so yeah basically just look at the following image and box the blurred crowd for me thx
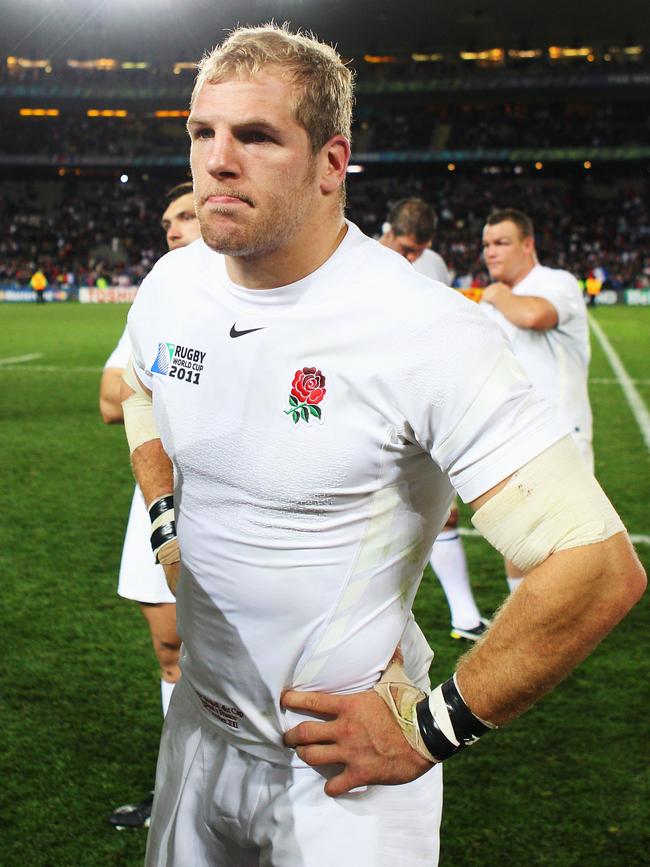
[2,48,647,88]
[347,171,650,289]
[2,169,648,291]
[3,101,649,160]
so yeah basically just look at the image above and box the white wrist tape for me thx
[471,435,625,573]
[373,658,437,764]
[122,359,160,454]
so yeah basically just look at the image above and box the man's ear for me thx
[319,135,350,195]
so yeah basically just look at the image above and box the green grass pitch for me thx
[0,303,648,866]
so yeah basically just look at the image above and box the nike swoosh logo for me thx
[229,324,266,338]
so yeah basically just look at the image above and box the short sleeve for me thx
[103,326,131,369]
[519,270,580,325]
[394,304,569,503]
[432,346,568,501]
[126,274,156,391]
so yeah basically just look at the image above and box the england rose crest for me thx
[285,366,326,424]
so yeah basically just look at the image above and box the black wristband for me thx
[151,521,177,556]
[149,495,174,523]
[416,676,493,762]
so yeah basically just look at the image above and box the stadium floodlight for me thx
[19,108,59,117]
[363,54,397,64]
[120,174,129,184]
[346,164,364,174]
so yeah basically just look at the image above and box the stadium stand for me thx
[1,47,649,292]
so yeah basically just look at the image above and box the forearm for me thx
[456,534,645,726]
[131,438,174,507]
[120,361,173,502]
[483,285,556,330]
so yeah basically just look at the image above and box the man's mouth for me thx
[204,192,253,207]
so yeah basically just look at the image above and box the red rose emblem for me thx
[291,367,326,405]
[285,366,327,424]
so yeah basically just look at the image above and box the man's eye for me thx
[194,128,213,140]
[243,131,271,144]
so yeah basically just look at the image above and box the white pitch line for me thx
[590,377,650,386]
[589,315,650,452]
[0,353,43,366]
[0,365,102,373]
[458,527,650,545]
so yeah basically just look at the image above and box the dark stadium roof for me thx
[2,0,649,61]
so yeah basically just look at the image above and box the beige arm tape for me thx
[373,658,437,764]
[122,359,161,454]
[471,434,625,573]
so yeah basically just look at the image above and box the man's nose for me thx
[205,131,240,177]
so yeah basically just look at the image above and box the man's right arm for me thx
[481,282,558,330]
[120,372,179,593]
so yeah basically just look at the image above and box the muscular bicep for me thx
[469,436,626,573]
[469,474,513,513]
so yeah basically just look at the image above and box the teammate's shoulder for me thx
[151,237,209,275]
[536,263,581,289]
[348,230,450,294]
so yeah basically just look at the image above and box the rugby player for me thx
[120,26,645,865]
[481,208,592,594]
[99,181,200,829]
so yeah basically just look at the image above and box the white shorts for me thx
[117,486,176,605]
[146,677,443,867]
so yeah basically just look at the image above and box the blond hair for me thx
[191,23,353,153]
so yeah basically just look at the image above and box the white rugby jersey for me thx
[104,325,131,369]
[127,223,566,763]
[480,263,592,444]
[412,248,451,285]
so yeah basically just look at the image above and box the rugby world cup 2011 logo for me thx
[285,366,326,425]
[151,342,175,375]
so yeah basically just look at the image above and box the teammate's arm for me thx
[99,367,125,424]
[482,282,558,330]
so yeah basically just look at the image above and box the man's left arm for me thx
[482,282,558,330]
[454,516,644,727]
[282,456,646,795]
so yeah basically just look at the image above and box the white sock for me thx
[161,679,176,717]
[430,530,481,630]
[507,576,523,594]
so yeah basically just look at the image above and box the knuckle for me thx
[294,722,311,743]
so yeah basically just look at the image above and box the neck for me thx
[225,215,348,290]
[507,260,536,289]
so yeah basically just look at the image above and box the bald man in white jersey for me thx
[380,197,489,641]
[100,181,201,829]
[120,26,644,867]
[481,207,593,595]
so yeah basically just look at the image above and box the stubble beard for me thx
[198,161,317,260]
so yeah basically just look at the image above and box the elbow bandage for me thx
[471,435,625,573]
[122,359,160,454]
